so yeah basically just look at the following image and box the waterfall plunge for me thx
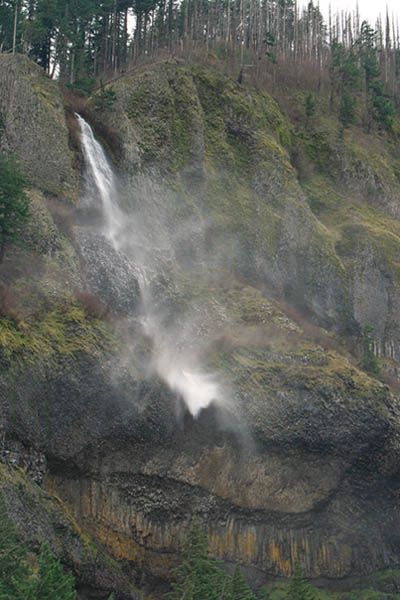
[76,115,225,418]
[76,114,123,246]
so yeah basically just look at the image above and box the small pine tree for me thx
[361,325,380,376]
[371,82,396,129]
[0,497,32,600]
[304,94,316,122]
[230,566,257,600]
[94,87,117,111]
[29,542,76,600]
[0,154,30,262]
[339,88,356,128]
[288,563,315,600]
[168,521,230,600]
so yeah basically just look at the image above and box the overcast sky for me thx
[315,0,399,23]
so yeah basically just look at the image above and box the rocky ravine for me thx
[2,54,400,599]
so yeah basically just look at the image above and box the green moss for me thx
[192,64,292,173]
[125,65,202,171]
[32,81,61,114]
[336,218,400,283]
[212,338,382,401]
[264,578,400,600]
[345,131,400,192]
[302,169,400,287]
[0,301,113,366]
[119,61,294,175]
[0,464,142,598]
[302,175,346,218]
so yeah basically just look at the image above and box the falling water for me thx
[76,114,226,418]
[76,114,122,246]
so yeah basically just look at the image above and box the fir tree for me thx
[0,501,77,600]
[304,93,316,122]
[360,325,380,377]
[287,563,315,600]
[339,89,356,129]
[371,81,396,129]
[29,542,76,600]
[0,153,30,263]
[230,566,257,600]
[94,86,117,111]
[168,521,230,600]
[0,497,32,600]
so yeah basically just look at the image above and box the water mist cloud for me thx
[77,115,228,418]
[156,355,223,417]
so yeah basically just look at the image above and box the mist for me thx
[76,114,231,419]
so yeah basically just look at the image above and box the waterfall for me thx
[75,114,227,418]
[76,114,122,246]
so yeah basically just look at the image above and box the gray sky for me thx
[315,0,399,23]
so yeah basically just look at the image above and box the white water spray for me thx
[76,114,123,245]
[76,115,225,417]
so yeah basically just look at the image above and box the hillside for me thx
[2,53,400,599]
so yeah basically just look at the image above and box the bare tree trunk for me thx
[12,0,18,54]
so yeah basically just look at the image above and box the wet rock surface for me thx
[3,55,400,599]
[74,227,141,315]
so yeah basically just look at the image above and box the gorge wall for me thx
[2,54,400,599]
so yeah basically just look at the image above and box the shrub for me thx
[94,87,117,111]
[0,497,76,599]
[360,325,380,376]
[0,154,30,262]
[0,283,20,321]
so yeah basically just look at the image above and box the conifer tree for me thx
[168,521,230,600]
[29,542,76,600]
[287,563,315,600]
[0,497,32,600]
[0,153,30,263]
[0,497,76,600]
[304,93,316,122]
[230,565,257,600]
[339,88,356,128]
[361,325,380,376]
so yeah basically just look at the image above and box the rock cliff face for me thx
[0,55,77,199]
[2,54,400,599]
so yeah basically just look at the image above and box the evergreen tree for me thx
[168,521,230,600]
[339,88,356,128]
[0,497,32,600]
[304,93,316,122]
[371,81,396,129]
[0,498,76,600]
[0,154,30,263]
[331,40,360,128]
[287,563,315,600]
[29,542,76,600]
[356,22,395,130]
[94,86,117,111]
[360,325,380,376]
[230,566,257,600]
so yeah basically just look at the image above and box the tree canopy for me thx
[168,521,257,600]
[0,496,77,599]
[1,1,398,132]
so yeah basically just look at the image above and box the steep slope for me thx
[2,54,400,598]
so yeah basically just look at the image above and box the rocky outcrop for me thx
[74,228,141,315]
[3,54,400,599]
[0,54,77,199]
[0,463,141,599]
[99,63,352,331]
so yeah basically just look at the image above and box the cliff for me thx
[2,54,400,599]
